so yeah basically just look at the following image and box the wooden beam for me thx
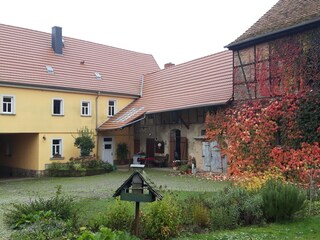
[178,112,189,129]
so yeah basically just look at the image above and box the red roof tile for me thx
[0,24,159,96]
[99,51,233,130]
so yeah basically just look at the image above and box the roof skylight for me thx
[95,72,102,80]
[46,66,54,74]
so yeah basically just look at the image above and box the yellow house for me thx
[0,24,159,176]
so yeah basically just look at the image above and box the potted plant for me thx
[116,143,129,165]
[178,164,192,174]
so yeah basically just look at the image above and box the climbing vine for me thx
[206,92,320,185]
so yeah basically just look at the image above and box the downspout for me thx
[95,91,100,157]
[140,75,144,97]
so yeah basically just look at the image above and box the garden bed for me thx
[47,168,111,177]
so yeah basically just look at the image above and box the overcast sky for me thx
[0,0,278,68]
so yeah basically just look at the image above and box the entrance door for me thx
[102,137,114,164]
[202,141,227,173]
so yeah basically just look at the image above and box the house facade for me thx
[0,24,159,176]
[2,0,319,176]
[99,51,233,171]
[226,0,320,101]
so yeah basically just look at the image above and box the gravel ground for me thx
[0,168,227,239]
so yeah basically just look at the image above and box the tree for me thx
[74,127,95,157]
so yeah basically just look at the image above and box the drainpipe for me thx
[95,91,100,158]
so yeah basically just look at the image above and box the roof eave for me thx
[226,18,320,50]
[0,81,140,98]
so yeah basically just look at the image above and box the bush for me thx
[260,179,306,222]
[10,218,74,240]
[47,158,113,177]
[191,202,211,228]
[180,194,211,232]
[210,187,264,230]
[5,185,77,230]
[78,227,139,240]
[74,127,95,157]
[141,194,181,240]
[211,204,239,230]
[92,198,134,232]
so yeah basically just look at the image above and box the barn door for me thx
[202,141,226,173]
[180,137,188,160]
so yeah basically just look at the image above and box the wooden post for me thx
[134,201,140,236]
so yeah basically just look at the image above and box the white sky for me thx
[0,0,278,68]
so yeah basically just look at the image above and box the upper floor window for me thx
[0,95,15,114]
[52,98,64,116]
[51,138,63,158]
[108,100,117,116]
[81,100,91,116]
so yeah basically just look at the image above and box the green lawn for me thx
[0,169,319,240]
[174,215,320,239]
[0,169,227,239]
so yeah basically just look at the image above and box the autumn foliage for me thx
[207,29,320,186]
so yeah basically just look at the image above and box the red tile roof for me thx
[0,24,160,97]
[228,0,320,48]
[99,51,233,130]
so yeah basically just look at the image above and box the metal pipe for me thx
[95,91,100,157]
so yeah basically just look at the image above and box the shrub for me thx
[94,198,134,232]
[233,168,285,191]
[10,218,73,240]
[74,127,95,157]
[180,195,211,231]
[78,227,139,240]
[141,194,181,240]
[211,204,239,230]
[191,202,211,228]
[116,143,129,163]
[5,185,77,230]
[210,187,264,230]
[260,179,306,222]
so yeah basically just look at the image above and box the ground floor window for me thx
[1,95,15,114]
[52,139,63,158]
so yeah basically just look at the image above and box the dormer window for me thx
[46,66,54,74]
[95,72,102,80]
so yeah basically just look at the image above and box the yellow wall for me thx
[0,86,133,133]
[0,134,39,170]
[98,126,135,161]
[0,86,135,170]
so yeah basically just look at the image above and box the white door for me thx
[102,137,114,164]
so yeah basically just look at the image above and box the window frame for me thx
[51,138,63,159]
[52,98,64,116]
[0,95,16,115]
[81,100,91,116]
[108,100,117,117]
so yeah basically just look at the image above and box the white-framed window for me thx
[51,138,63,158]
[108,100,117,116]
[0,95,15,114]
[52,98,64,115]
[81,100,91,116]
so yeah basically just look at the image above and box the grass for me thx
[174,215,320,240]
